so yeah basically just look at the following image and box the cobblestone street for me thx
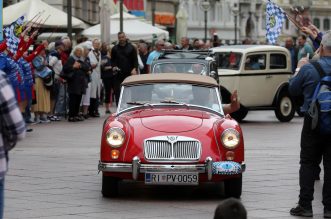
[4,111,326,219]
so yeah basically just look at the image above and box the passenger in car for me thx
[190,86,240,115]
[191,64,205,74]
[245,57,260,70]
[161,64,177,73]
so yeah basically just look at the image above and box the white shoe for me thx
[40,119,51,123]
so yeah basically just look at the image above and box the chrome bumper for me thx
[98,157,245,181]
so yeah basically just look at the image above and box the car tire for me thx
[102,175,119,198]
[224,175,242,198]
[274,90,295,122]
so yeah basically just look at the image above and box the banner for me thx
[3,15,25,54]
[266,0,286,45]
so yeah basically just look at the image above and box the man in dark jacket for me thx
[111,32,138,105]
[289,31,331,218]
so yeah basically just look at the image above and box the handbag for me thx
[37,67,54,88]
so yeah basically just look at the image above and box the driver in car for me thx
[162,64,177,73]
[191,64,206,75]
[191,86,240,115]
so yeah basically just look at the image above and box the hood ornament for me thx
[167,136,178,143]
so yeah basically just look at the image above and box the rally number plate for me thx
[145,172,199,185]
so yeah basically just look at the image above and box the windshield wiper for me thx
[159,100,190,108]
[160,100,182,104]
[126,101,153,108]
[126,101,150,105]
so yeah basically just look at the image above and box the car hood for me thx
[139,108,205,133]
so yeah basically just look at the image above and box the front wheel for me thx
[274,91,295,122]
[102,174,119,198]
[224,175,242,198]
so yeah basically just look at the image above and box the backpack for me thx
[308,62,331,135]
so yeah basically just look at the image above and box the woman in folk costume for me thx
[31,41,52,123]
[0,26,38,112]
[0,53,22,103]
[0,46,24,107]
[88,39,102,117]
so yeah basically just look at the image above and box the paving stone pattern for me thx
[4,111,326,219]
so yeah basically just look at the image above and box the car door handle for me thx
[266,75,272,79]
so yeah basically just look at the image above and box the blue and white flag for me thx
[3,15,25,54]
[266,0,286,45]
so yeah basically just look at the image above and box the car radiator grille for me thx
[144,136,201,162]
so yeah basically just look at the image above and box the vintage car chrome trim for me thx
[132,156,140,180]
[99,159,246,181]
[205,157,213,181]
[241,162,246,172]
[143,136,202,162]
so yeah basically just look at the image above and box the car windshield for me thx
[118,83,223,113]
[152,63,207,75]
[218,52,242,70]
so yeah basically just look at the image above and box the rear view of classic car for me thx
[150,50,219,82]
[98,73,245,198]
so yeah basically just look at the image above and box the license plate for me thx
[145,172,199,185]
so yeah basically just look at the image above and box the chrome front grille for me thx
[144,136,201,162]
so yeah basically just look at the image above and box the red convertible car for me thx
[98,73,245,198]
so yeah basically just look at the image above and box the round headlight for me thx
[221,128,240,149]
[106,128,125,148]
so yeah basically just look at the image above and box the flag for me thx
[266,0,286,45]
[3,15,25,54]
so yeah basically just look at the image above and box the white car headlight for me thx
[221,128,240,149]
[106,128,126,148]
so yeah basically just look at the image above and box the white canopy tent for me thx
[3,0,86,29]
[81,12,169,42]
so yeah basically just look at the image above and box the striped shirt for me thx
[0,71,26,179]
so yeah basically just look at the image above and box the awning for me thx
[155,12,175,26]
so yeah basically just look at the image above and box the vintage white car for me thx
[210,45,295,122]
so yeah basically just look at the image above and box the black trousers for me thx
[89,98,99,115]
[68,93,82,118]
[299,114,331,210]
[102,78,114,104]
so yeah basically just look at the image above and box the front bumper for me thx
[98,157,246,181]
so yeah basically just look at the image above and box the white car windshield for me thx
[153,63,207,75]
[118,83,223,113]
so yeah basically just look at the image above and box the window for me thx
[313,18,320,29]
[217,52,242,70]
[270,54,287,69]
[244,54,266,70]
[324,18,330,31]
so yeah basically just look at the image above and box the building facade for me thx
[278,0,331,40]
[145,0,331,44]
[5,0,331,44]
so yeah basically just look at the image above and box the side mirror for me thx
[210,71,217,78]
